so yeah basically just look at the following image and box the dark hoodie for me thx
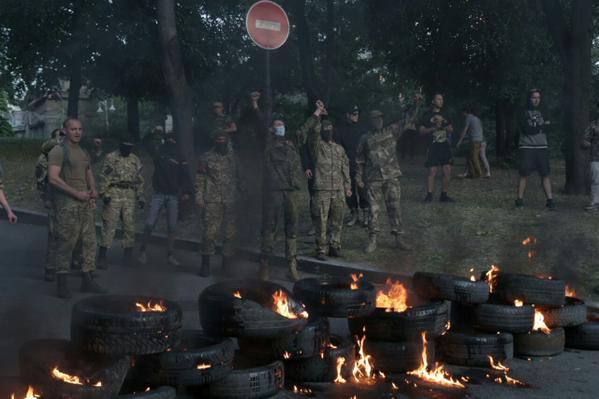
[518,102,549,149]
[152,142,193,195]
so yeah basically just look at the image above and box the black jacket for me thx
[152,143,193,195]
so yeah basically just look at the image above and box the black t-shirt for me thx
[420,109,452,146]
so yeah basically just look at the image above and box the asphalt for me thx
[1,220,599,399]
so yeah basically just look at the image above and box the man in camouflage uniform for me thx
[299,101,351,260]
[97,137,145,268]
[195,131,243,277]
[208,102,237,144]
[356,108,412,253]
[260,116,307,281]
[582,115,599,211]
[48,118,107,298]
[0,161,18,224]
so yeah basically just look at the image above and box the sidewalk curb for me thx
[12,207,411,284]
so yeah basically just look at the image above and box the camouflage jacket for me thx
[583,121,599,162]
[264,137,305,192]
[98,151,144,199]
[195,148,242,204]
[300,115,350,192]
[355,123,404,185]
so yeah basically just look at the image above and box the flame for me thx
[196,363,211,370]
[233,291,242,299]
[514,299,524,307]
[376,279,409,313]
[351,333,381,385]
[10,386,41,399]
[283,351,291,359]
[469,268,476,281]
[328,342,338,349]
[441,321,451,335]
[52,367,102,387]
[527,251,536,259]
[488,356,525,385]
[407,332,465,388]
[350,273,364,290]
[565,286,577,297]
[334,357,347,384]
[522,236,538,246]
[533,309,551,334]
[272,290,308,319]
[485,265,500,293]
[292,385,313,395]
[135,301,166,312]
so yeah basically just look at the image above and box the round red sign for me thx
[246,1,290,50]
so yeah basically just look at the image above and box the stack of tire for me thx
[20,295,182,398]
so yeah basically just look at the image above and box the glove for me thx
[103,196,112,205]
[138,200,145,209]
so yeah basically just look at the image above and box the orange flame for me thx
[407,332,465,388]
[376,279,409,313]
[441,321,451,335]
[533,309,551,334]
[52,367,102,387]
[10,386,41,399]
[272,290,308,319]
[334,357,347,384]
[522,236,538,246]
[485,265,500,293]
[351,332,382,385]
[488,356,525,385]
[283,351,292,359]
[135,301,166,312]
[527,251,536,259]
[292,385,313,395]
[469,268,476,282]
[233,291,242,299]
[514,299,524,307]
[196,363,211,370]
[350,273,364,290]
[565,286,577,297]
[328,342,338,349]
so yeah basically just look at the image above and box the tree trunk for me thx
[67,54,82,118]
[542,0,592,194]
[292,0,321,107]
[495,99,507,158]
[157,0,194,165]
[324,0,337,107]
[127,94,140,141]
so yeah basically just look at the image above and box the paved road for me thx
[1,220,598,398]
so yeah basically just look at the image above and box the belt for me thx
[110,182,134,189]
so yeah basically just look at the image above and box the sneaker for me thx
[585,203,599,211]
[167,254,180,267]
[439,193,455,203]
[424,193,433,203]
[546,199,556,211]
[515,198,524,208]
[138,251,147,264]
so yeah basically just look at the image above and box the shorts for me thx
[518,148,550,177]
[425,143,453,167]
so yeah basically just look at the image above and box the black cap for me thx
[347,105,360,114]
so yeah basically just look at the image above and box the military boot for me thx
[81,272,108,294]
[394,234,413,251]
[56,274,72,299]
[364,235,377,253]
[346,208,359,226]
[123,248,133,266]
[97,246,108,270]
[199,255,210,277]
[259,256,270,280]
[44,269,55,282]
[288,257,301,282]
[361,209,369,227]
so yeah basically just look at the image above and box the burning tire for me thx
[514,328,565,356]
[19,339,130,399]
[565,321,599,350]
[538,298,587,328]
[347,300,449,341]
[494,273,565,307]
[438,331,513,366]
[412,272,489,304]
[283,335,354,383]
[71,295,183,355]
[133,331,235,386]
[362,340,434,373]
[209,359,285,399]
[292,277,376,318]
[474,303,535,333]
[118,386,176,399]
[239,318,330,360]
[200,281,308,339]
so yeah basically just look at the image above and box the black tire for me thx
[118,387,176,399]
[19,339,130,399]
[239,318,330,360]
[438,332,513,367]
[293,278,376,318]
[474,304,535,333]
[412,272,489,304]
[200,280,308,339]
[495,273,565,307]
[363,340,434,373]
[449,303,476,329]
[284,335,354,383]
[538,298,587,328]
[71,295,183,355]
[565,322,599,350]
[209,360,285,399]
[348,301,449,341]
[514,328,565,356]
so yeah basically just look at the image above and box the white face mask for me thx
[274,126,286,137]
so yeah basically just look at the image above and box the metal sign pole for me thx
[265,50,272,128]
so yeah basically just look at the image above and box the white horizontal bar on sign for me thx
[255,19,281,32]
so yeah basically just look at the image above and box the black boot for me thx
[97,246,108,270]
[81,272,108,294]
[56,274,72,299]
[123,247,134,266]
[199,255,210,277]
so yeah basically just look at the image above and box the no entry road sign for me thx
[246,1,290,50]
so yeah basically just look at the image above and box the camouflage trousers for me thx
[45,203,56,272]
[312,190,346,254]
[100,188,136,248]
[201,201,236,256]
[366,178,404,236]
[261,190,300,260]
[53,199,97,274]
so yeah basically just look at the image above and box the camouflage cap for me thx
[369,110,384,119]
[321,120,333,130]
